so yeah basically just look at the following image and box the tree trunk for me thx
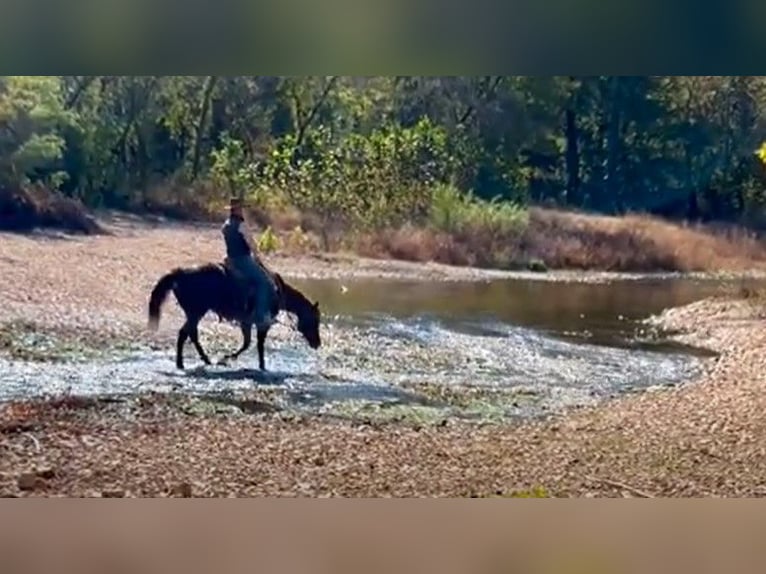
[293,76,338,152]
[564,78,581,206]
[604,77,621,213]
[191,76,218,181]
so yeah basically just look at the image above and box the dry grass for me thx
[355,225,472,266]
[355,208,766,273]
[525,208,766,272]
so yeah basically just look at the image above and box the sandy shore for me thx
[1,216,766,497]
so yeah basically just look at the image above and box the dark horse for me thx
[146,262,321,371]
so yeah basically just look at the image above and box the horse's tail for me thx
[147,268,183,331]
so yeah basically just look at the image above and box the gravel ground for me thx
[1,216,766,497]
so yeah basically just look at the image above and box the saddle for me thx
[221,257,245,283]
[220,257,284,320]
[221,256,277,287]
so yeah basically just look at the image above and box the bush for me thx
[0,184,102,234]
[428,184,528,236]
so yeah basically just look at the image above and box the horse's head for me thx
[273,272,321,350]
[297,300,321,349]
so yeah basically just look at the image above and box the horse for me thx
[146,262,321,371]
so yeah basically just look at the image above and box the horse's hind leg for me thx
[176,326,189,370]
[218,321,252,366]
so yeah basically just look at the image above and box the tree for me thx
[0,76,72,188]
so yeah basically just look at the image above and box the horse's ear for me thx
[313,301,319,310]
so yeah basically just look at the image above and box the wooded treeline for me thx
[3,75,766,228]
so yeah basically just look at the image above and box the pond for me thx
[0,274,760,424]
[295,274,741,352]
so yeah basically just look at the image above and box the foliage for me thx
[210,132,253,198]
[256,225,279,254]
[0,76,73,187]
[257,117,453,231]
[429,184,528,236]
[4,75,766,236]
[281,225,317,252]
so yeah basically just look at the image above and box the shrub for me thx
[428,184,528,236]
[0,183,102,234]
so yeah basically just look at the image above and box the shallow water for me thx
[1,274,762,422]
[296,275,748,352]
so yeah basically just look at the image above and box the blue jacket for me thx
[221,216,252,259]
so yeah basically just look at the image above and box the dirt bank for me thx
[1,285,764,497]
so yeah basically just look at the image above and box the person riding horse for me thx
[221,196,279,329]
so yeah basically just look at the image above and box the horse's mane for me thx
[272,272,312,309]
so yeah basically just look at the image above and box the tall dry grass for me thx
[526,208,766,272]
[355,208,766,273]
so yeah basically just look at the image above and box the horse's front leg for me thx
[187,320,212,366]
[217,321,253,366]
[257,326,269,371]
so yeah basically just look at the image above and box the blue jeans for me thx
[229,254,277,328]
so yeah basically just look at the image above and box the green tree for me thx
[0,76,72,188]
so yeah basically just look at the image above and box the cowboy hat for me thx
[228,196,244,211]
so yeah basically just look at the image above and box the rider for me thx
[221,196,278,329]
